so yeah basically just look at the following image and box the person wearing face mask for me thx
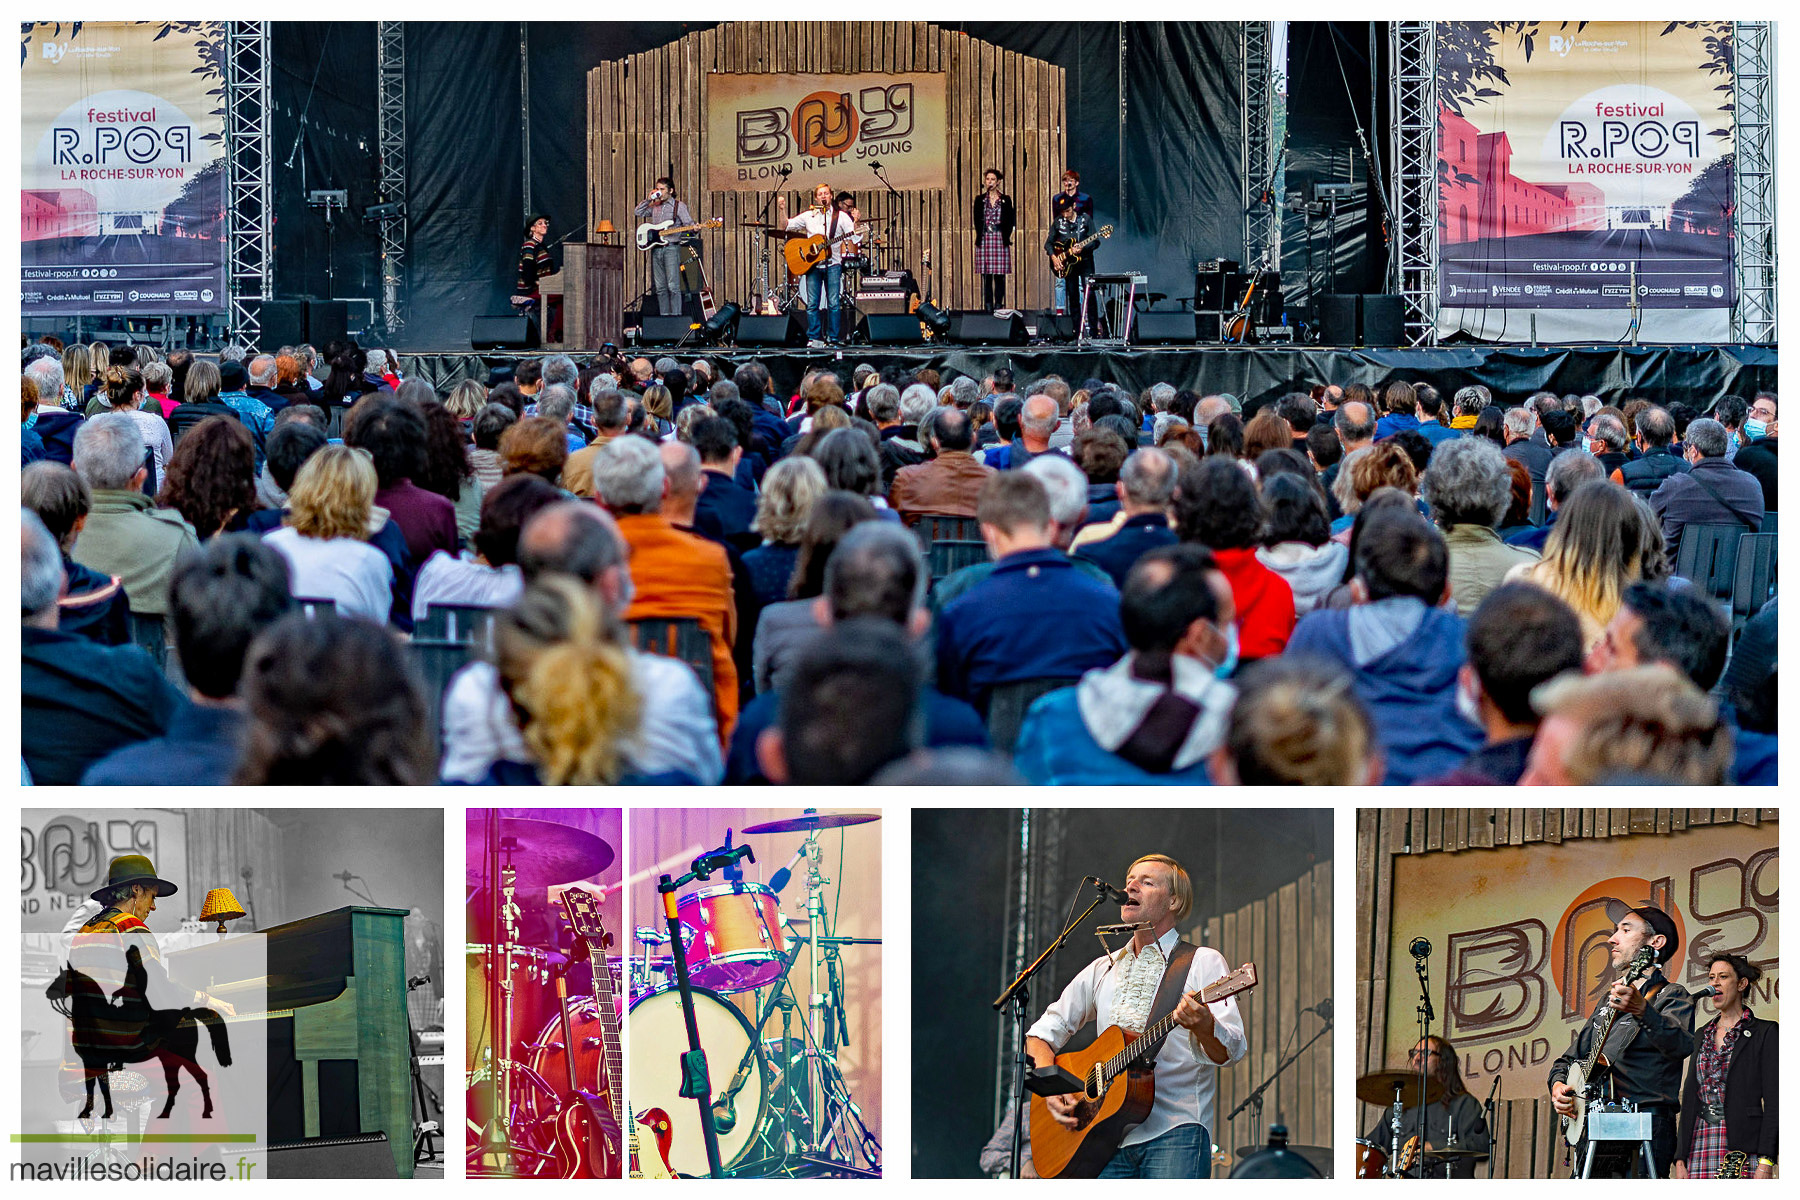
[1014,544,1238,785]
[1732,393,1777,514]
[1648,418,1765,559]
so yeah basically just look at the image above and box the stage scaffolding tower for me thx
[1241,22,1280,272]
[1389,21,1438,346]
[1731,22,1775,345]
[377,23,409,336]
[225,21,273,348]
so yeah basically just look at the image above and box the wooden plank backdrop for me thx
[1356,807,1779,1180]
[590,23,1067,318]
[1199,858,1333,1171]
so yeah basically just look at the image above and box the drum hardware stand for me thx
[1225,1005,1333,1158]
[713,936,810,1177]
[407,973,442,1165]
[658,838,756,1178]
[752,166,797,316]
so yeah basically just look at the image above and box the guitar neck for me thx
[1102,963,1255,1083]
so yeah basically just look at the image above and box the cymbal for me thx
[1422,1148,1485,1160]
[742,812,882,835]
[1237,1144,1331,1175]
[466,816,615,888]
[1355,1070,1445,1109]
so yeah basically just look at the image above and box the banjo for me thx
[1561,944,1659,1147]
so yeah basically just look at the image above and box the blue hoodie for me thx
[1285,598,1482,785]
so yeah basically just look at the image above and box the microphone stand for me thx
[1483,1072,1501,1180]
[991,878,1114,1181]
[754,169,792,314]
[1414,953,1434,1180]
[1226,1008,1334,1151]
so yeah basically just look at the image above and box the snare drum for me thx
[629,985,768,1176]
[675,882,785,993]
[1354,1139,1388,1179]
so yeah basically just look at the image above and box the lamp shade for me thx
[200,887,246,934]
[595,219,616,233]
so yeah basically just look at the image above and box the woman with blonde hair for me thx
[261,444,393,620]
[743,455,827,606]
[642,382,674,426]
[59,343,90,409]
[1505,479,1650,650]
[489,575,644,785]
[85,340,109,401]
[445,378,487,423]
[1331,440,1417,535]
[102,364,175,490]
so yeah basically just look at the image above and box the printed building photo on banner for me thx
[466,808,624,1179]
[914,808,1332,1180]
[628,808,882,1179]
[1355,807,1778,1181]
[19,808,446,1180]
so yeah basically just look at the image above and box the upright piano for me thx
[168,906,413,1179]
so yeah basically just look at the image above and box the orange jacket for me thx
[615,513,740,739]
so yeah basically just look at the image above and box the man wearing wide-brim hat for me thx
[71,854,234,1016]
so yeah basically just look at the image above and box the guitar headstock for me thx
[560,887,613,952]
[1098,224,1115,237]
[1625,944,1658,986]
[1202,962,1258,1004]
[706,217,723,228]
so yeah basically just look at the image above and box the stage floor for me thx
[396,342,1776,405]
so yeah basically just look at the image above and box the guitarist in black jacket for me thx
[1045,171,1100,334]
[1547,905,1696,1177]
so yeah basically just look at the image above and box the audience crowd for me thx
[21,337,1778,786]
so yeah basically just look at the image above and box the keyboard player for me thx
[65,854,237,1017]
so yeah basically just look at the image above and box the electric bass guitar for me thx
[1030,961,1257,1178]
[1048,225,1114,278]
[554,889,624,1178]
[1561,944,1659,1147]
[1223,266,1264,344]
[636,217,722,250]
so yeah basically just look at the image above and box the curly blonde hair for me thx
[287,444,377,541]
[446,379,487,421]
[494,575,642,785]
[1533,664,1730,785]
[752,455,827,545]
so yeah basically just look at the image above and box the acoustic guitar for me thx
[1029,961,1257,1178]
[784,220,868,276]
[1561,945,1658,1148]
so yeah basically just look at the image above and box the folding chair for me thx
[983,676,1081,757]
[913,514,989,593]
[628,616,716,697]
[1674,524,1750,603]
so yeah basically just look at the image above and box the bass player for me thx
[1024,854,1245,1178]
[635,177,696,317]
[1547,905,1696,1178]
[781,183,863,346]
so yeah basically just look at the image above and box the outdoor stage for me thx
[397,342,1778,406]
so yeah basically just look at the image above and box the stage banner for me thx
[21,21,229,316]
[707,72,947,191]
[1436,22,1734,310]
[1384,822,1777,1100]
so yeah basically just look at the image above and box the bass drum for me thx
[629,986,768,1177]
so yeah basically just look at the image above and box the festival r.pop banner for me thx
[21,22,228,316]
[1384,822,1777,1100]
[1436,22,1734,310]
[707,72,947,192]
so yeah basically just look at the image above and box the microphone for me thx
[768,842,807,894]
[869,160,883,170]
[1087,876,1132,904]
[1409,937,1432,960]
[778,165,792,176]
[1307,997,1334,1020]
[333,870,356,884]
[1701,984,1722,998]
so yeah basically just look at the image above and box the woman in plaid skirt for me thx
[1673,954,1777,1179]
[972,168,1015,312]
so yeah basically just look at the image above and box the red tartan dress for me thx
[1686,1008,1755,1178]
[976,197,1011,276]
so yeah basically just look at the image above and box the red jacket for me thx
[1211,546,1296,658]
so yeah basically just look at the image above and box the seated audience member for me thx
[934,472,1126,714]
[412,474,561,622]
[1411,384,1458,446]
[1243,410,1294,462]
[1519,665,1732,785]
[1331,440,1418,535]
[1585,581,1730,694]
[22,508,183,784]
[536,382,588,454]
[754,618,928,785]
[1323,400,1376,494]
[1505,479,1650,651]
[1072,426,1132,526]
[1732,392,1776,512]
[727,521,987,783]
[1501,406,1553,484]
[929,453,1114,611]
[1373,380,1420,441]
[1649,417,1765,557]
[890,405,995,521]
[83,536,294,785]
[70,411,200,616]
[166,359,242,444]
[1173,457,1296,658]
[1002,392,1062,471]
[593,435,740,734]
[1612,404,1688,497]
[233,612,435,784]
[99,365,174,492]
[743,456,827,607]
[1422,436,1539,613]
[158,414,259,539]
[1014,544,1236,785]
[1718,601,1776,785]
[981,396,1024,468]
[1421,582,1585,785]
[691,415,759,549]
[659,440,760,701]
[470,402,516,492]
[501,414,573,488]
[1074,448,1178,586]
[1208,657,1382,785]
[809,425,891,516]
[1257,471,1347,617]
[751,491,877,694]
[879,385,936,488]
[1505,447,1604,554]
[1585,411,1632,478]
[416,397,482,543]
[261,444,394,621]
[347,394,459,565]
[21,461,131,645]
[244,421,329,533]
[1285,508,1483,784]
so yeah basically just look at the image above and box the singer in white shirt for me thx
[782,183,863,345]
[1025,854,1246,1177]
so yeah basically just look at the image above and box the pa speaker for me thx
[735,313,805,347]
[1134,311,1200,345]
[470,314,538,351]
[259,300,305,349]
[640,315,702,344]
[1361,294,1406,347]
[858,313,925,344]
[303,298,348,345]
[950,311,1027,345]
[267,1133,398,1178]
[1319,294,1360,347]
[1025,310,1075,341]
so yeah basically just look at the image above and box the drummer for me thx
[1363,1036,1491,1178]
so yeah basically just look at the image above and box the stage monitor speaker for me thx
[258,300,305,350]
[640,315,702,344]
[734,313,805,347]
[1361,294,1406,347]
[1319,294,1360,347]
[470,314,537,351]
[1025,310,1075,341]
[1134,311,1200,344]
[303,298,347,345]
[949,311,1027,345]
[267,1133,398,1178]
[858,313,925,344]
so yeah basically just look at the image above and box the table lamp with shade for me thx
[199,887,246,936]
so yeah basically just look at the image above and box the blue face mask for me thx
[1213,621,1240,680]
[1744,418,1768,442]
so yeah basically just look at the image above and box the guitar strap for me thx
[1138,939,1199,1070]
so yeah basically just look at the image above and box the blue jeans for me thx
[1098,1123,1210,1179]
[803,262,844,340]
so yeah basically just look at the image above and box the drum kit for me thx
[465,811,882,1180]
[743,216,896,321]
[1353,1069,1480,1179]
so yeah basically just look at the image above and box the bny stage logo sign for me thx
[1385,821,1776,1095]
[707,72,947,191]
